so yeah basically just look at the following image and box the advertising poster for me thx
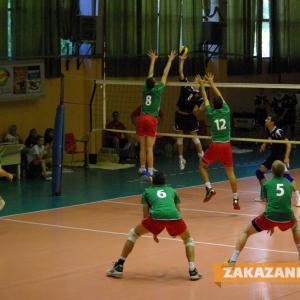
[0,61,44,101]
[0,66,13,95]
[13,66,27,94]
[27,65,42,93]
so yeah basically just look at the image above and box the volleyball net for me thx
[92,79,300,144]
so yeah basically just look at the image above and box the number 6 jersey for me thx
[141,185,181,220]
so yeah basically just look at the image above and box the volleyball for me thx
[179,45,188,56]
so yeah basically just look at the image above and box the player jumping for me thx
[136,49,177,179]
[197,73,240,210]
[175,53,204,170]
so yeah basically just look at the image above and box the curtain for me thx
[158,0,180,54]
[10,0,60,77]
[105,0,205,76]
[9,0,76,78]
[182,0,205,75]
[60,0,79,39]
[227,0,262,75]
[0,0,8,59]
[269,0,300,73]
[105,0,139,76]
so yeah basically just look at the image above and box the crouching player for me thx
[228,160,300,263]
[106,171,201,281]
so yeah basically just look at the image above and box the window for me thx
[254,0,270,58]
[61,0,100,57]
[157,0,160,52]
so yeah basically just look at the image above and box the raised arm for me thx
[284,138,291,166]
[196,74,210,107]
[205,72,226,103]
[147,49,158,78]
[178,53,187,80]
[161,49,177,85]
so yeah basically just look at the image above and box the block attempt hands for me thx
[147,49,158,61]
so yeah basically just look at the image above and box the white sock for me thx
[297,244,300,260]
[179,155,183,160]
[295,190,300,200]
[205,182,212,189]
[198,151,204,158]
[139,165,146,172]
[120,256,126,261]
[188,261,196,271]
[233,193,239,200]
[230,249,240,262]
[148,168,154,175]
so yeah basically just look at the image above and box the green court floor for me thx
[1,148,300,217]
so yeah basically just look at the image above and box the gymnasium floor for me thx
[1,148,300,300]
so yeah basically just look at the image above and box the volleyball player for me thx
[228,160,300,263]
[197,73,240,210]
[175,53,204,170]
[0,165,13,210]
[106,171,201,281]
[255,115,300,206]
[136,49,177,179]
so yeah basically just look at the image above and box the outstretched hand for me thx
[168,49,177,61]
[195,74,205,86]
[179,53,188,61]
[147,49,158,60]
[205,72,214,83]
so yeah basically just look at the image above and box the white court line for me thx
[0,186,259,220]
[101,201,258,217]
[1,218,297,255]
[1,170,298,219]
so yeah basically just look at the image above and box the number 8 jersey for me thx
[141,82,165,117]
[205,103,231,142]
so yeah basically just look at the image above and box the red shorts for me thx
[142,217,187,236]
[252,214,296,232]
[136,114,158,137]
[202,142,233,167]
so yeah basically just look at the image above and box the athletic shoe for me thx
[203,187,216,202]
[138,168,146,176]
[141,170,153,182]
[106,262,123,278]
[296,198,300,207]
[189,268,202,281]
[225,258,236,267]
[233,198,240,210]
[0,196,5,211]
[254,197,266,202]
[179,158,186,170]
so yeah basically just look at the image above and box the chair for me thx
[64,133,88,167]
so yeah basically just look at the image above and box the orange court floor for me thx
[1,172,300,300]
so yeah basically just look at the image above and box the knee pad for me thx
[192,137,200,145]
[128,228,138,242]
[184,237,195,247]
[284,173,294,182]
[177,137,183,145]
[255,169,265,181]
